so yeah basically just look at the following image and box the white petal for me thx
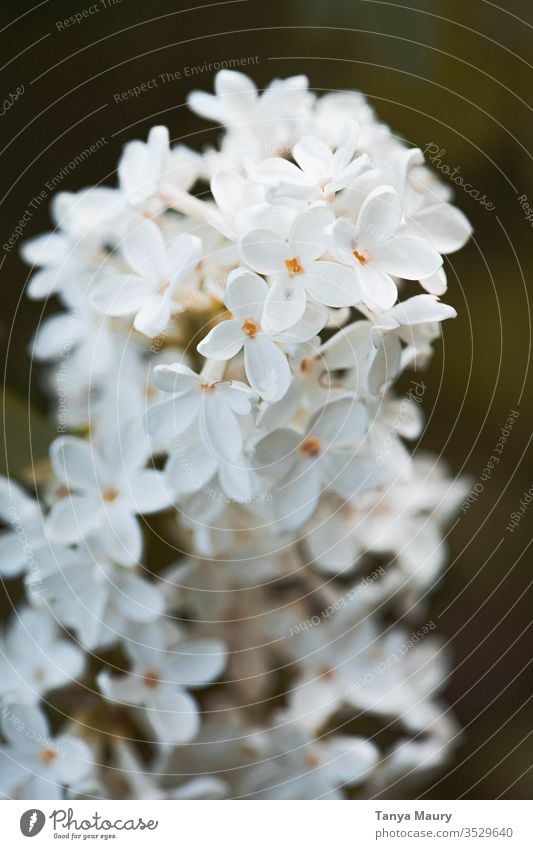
[167,233,202,284]
[97,670,144,704]
[91,273,150,316]
[322,453,379,500]
[1,704,48,752]
[133,289,172,338]
[288,205,333,263]
[273,463,321,530]
[49,736,92,786]
[224,267,268,321]
[373,236,442,280]
[46,495,102,543]
[367,333,402,394]
[149,687,200,743]
[308,398,368,446]
[356,264,398,310]
[389,294,456,325]
[166,442,218,495]
[277,301,327,343]
[321,736,378,785]
[239,229,288,275]
[153,362,199,394]
[166,640,226,686]
[197,320,245,360]
[27,268,61,300]
[200,394,242,462]
[262,274,307,333]
[147,394,200,442]
[50,436,105,491]
[126,470,172,514]
[410,202,472,254]
[358,185,403,245]
[320,320,373,370]
[103,504,143,566]
[215,69,257,106]
[420,267,447,295]
[116,573,165,622]
[0,531,28,577]
[31,312,83,361]
[244,337,291,402]
[293,135,332,179]
[122,219,167,280]
[304,261,361,308]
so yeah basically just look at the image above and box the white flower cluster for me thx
[1,71,472,800]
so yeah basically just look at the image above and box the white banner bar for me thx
[1,799,532,847]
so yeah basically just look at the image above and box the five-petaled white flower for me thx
[98,624,226,744]
[91,219,202,338]
[327,185,443,310]
[240,205,362,332]
[254,396,374,529]
[250,122,372,202]
[147,362,255,462]
[47,422,172,566]
[0,704,92,799]
[197,267,326,401]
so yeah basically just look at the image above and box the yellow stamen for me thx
[353,249,368,265]
[242,317,259,338]
[299,436,322,457]
[40,748,57,765]
[102,487,119,502]
[143,668,160,689]
[285,257,304,275]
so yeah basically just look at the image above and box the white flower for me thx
[20,187,125,301]
[254,397,373,529]
[113,739,228,799]
[188,70,313,162]
[0,607,84,703]
[47,422,172,566]
[147,362,254,462]
[0,477,44,578]
[91,219,202,338]
[244,723,378,799]
[250,122,372,202]
[30,540,165,650]
[118,125,199,212]
[328,186,443,309]
[0,704,92,799]
[240,205,362,331]
[198,268,325,401]
[98,623,226,744]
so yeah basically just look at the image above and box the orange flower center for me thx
[353,249,368,265]
[200,383,216,393]
[242,317,259,338]
[102,487,119,502]
[285,256,304,275]
[299,436,322,457]
[143,668,160,689]
[40,747,57,765]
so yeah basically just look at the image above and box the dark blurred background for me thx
[1,0,531,798]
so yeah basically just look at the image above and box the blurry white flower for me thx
[98,623,226,743]
[47,422,171,565]
[0,607,84,703]
[91,219,201,338]
[0,478,44,578]
[0,704,92,799]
